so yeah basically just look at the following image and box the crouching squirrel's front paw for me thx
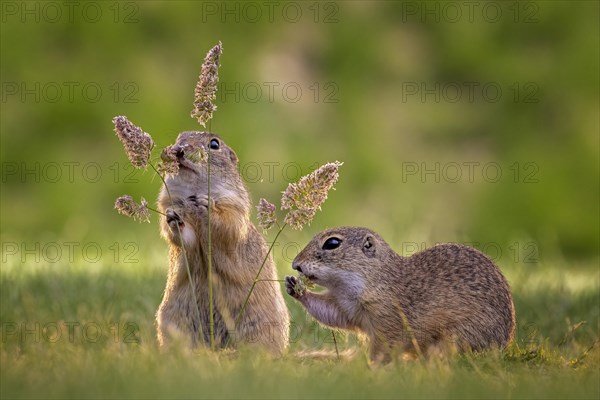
[285,276,306,299]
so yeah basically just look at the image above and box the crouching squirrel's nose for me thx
[292,261,302,273]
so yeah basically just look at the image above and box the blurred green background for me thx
[1,2,598,269]
[1,2,599,398]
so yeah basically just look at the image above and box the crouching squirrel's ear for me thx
[362,236,376,257]
[228,148,239,165]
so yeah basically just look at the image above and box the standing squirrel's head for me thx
[161,131,248,201]
[292,227,397,293]
[166,131,238,179]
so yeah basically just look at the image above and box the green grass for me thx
[1,253,598,399]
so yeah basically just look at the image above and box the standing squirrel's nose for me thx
[292,262,302,273]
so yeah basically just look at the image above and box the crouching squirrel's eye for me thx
[209,139,220,150]
[322,237,342,250]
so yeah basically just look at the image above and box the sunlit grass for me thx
[1,253,598,399]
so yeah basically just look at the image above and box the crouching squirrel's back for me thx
[404,242,515,352]
[287,227,515,362]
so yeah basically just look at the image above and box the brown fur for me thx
[286,227,515,363]
[156,132,289,354]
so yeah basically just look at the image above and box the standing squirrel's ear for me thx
[362,236,376,257]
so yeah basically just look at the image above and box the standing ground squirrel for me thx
[286,227,515,362]
[156,131,289,354]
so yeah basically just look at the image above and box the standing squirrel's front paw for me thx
[285,276,305,299]
[187,195,214,211]
[166,208,184,232]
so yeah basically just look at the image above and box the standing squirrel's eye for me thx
[209,139,220,150]
[322,237,342,250]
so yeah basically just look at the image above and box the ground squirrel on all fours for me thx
[156,131,289,354]
[286,227,515,363]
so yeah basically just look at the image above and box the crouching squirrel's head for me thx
[292,227,395,293]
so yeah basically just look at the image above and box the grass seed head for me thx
[112,116,155,169]
[191,41,223,127]
[256,198,277,230]
[157,145,181,176]
[281,161,342,230]
[293,274,315,296]
[113,116,154,169]
[114,195,150,223]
